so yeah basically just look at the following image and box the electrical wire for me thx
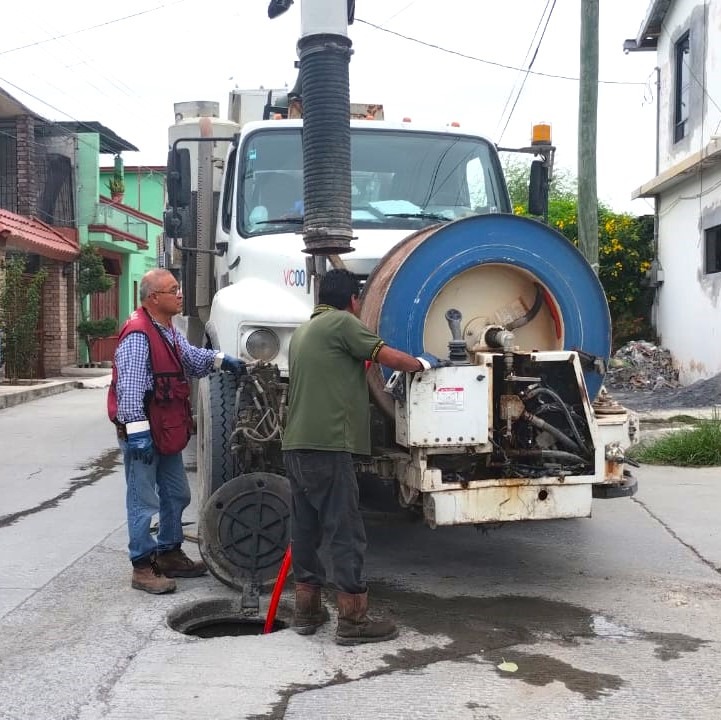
[0,1,190,57]
[497,0,557,144]
[496,0,554,141]
[355,17,647,86]
[0,75,169,185]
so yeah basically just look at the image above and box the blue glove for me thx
[220,354,248,376]
[416,352,448,370]
[127,430,155,465]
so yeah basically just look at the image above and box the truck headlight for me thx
[244,328,280,361]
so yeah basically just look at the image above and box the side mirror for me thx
[163,207,192,239]
[166,148,191,209]
[528,160,549,217]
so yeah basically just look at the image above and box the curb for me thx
[0,380,82,411]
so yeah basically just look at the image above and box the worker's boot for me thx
[335,590,398,646]
[131,558,176,594]
[154,547,207,578]
[293,582,330,635]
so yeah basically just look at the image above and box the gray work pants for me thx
[283,450,367,593]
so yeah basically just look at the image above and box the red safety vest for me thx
[107,307,193,455]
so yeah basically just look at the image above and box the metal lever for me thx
[444,308,467,362]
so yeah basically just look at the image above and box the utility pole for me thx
[578,0,599,273]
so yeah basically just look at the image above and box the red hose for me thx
[263,545,292,634]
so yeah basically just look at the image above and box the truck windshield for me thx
[238,127,509,236]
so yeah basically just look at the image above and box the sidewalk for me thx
[0,369,112,410]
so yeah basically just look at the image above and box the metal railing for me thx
[94,203,149,243]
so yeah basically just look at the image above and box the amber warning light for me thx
[531,122,552,146]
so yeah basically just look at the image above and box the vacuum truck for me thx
[163,0,638,596]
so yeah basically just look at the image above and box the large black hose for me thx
[298,33,354,255]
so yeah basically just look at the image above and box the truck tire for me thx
[196,373,241,509]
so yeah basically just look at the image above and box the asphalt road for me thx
[1,388,720,720]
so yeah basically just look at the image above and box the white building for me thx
[626,0,721,384]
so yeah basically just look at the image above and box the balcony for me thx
[93,201,150,245]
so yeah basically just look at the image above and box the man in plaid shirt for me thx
[111,269,247,594]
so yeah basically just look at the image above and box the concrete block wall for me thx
[40,258,77,375]
[15,116,37,218]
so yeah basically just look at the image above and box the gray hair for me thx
[139,269,172,301]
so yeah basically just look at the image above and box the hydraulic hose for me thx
[525,385,588,452]
[505,448,587,465]
[506,283,544,330]
[521,410,584,455]
[263,545,292,634]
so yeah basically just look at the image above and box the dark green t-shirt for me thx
[282,305,385,455]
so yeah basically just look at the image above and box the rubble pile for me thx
[605,340,680,391]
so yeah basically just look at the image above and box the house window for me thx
[705,225,721,274]
[674,32,690,143]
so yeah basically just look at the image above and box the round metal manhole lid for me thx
[198,472,291,591]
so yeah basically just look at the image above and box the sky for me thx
[1,0,659,214]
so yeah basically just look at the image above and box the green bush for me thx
[0,255,48,381]
[77,245,115,364]
[503,159,655,349]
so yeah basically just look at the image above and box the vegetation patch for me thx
[630,414,721,467]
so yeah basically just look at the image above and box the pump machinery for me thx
[163,1,638,600]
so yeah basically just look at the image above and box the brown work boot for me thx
[293,582,330,636]
[154,548,207,578]
[131,559,176,594]
[335,590,398,646]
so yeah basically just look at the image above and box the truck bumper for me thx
[422,483,592,528]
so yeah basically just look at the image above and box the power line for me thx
[496,0,553,136]
[0,76,167,186]
[355,17,646,86]
[497,0,557,143]
[0,1,190,57]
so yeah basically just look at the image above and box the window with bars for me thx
[705,225,721,274]
[674,32,690,143]
[0,127,18,212]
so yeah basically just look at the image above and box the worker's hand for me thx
[127,429,155,465]
[415,352,449,371]
[220,354,248,376]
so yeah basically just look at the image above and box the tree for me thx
[502,158,654,348]
[0,255,48,382]
[77,245,115,365]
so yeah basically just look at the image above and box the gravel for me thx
[608,373,721,412]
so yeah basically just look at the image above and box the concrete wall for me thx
[653,0,721,383]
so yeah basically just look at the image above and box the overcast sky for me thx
[1,0,658,214]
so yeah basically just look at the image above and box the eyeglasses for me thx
[154,287,182,296]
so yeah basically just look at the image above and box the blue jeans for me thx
[119,440,191,564]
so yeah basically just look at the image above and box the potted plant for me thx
[107,174,125,202]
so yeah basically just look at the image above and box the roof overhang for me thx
[51,121,139,154]
[623,0,673,52]
[0,209,79,261]
[0,84,46,121]
[632,137,721,198]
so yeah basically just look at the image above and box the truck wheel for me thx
[196,373,241,508]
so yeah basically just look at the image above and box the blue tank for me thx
[362,214,611,405]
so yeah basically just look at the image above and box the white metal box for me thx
[394,365,490,448]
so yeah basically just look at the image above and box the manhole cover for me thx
[198,472,291,591]
[167,597,288,637]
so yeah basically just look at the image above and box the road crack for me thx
[632,496,721,574]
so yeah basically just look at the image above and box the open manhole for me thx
[167,597,288,638]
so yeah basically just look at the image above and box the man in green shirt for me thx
[283,269,444,645]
